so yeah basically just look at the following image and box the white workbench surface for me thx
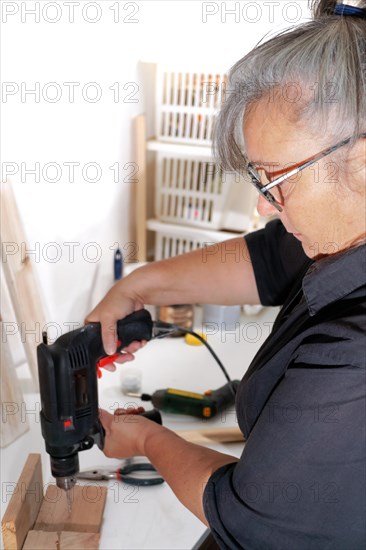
[1,307,277,550]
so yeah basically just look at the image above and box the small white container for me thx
[120,366,142,395]
[202,304,241,331]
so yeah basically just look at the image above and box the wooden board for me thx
[60,531,100,550]
[176,426,245,445]
[0,180,47,383]
[1,454,43,550]
[23,530,100,550]
[0,315,29,448]
[2,454,107,549]
[34,485,107,533]
[22,530,58,550]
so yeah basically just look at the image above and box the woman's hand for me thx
[86,280,146,368]
[100,407,238,525]
[99,407,160,458]
[95,340,147,372]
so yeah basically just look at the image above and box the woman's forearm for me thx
[123,236,259,307]
[141,423,238,524]
[87,236,259,354]
[101,411,239,524]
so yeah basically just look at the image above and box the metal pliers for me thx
[76,458,164,487]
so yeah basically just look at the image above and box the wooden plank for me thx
[2,454,106,549]
[134,114,147,262]
[60,531,100,549]
[0,180,47,383]
[22,530,59,550]
[23,530,100,550]
[0,315,29,448]
[176,426,244,445]
[34,485,107,534]
[1,261,26,366]
[1,454,43,550]
[1,251,28,449]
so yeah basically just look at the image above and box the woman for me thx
[87,1,366,547]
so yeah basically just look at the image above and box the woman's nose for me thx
[256,194,279,217]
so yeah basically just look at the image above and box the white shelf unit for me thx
[145,65,258,261]
[147,219,241,261]
[155,67,227,145]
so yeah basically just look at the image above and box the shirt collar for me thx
[302,244,366,316]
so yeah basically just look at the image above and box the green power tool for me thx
[138,380,240,419]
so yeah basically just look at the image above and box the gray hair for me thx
[214,0,366,172]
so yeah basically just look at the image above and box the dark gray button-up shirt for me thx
[203,220,366,549]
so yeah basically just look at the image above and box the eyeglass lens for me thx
[248,165,283,210]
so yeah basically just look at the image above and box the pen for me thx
[114,248,123,281]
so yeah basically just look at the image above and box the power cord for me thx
[153,320,235,396]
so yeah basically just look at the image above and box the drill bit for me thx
[66,489,72,515]
[56,476,76,515]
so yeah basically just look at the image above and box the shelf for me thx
[146,139,213,158]
[147,218,242,240]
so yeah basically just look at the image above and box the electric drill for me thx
[37,309,156,500]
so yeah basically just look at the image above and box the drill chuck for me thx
[51,454,79,483]
[56,475,77,492]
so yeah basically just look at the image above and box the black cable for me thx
[153,321,235,396]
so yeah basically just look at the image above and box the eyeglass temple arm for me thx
[263,134,366,192]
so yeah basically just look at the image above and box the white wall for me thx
[1,0,311,331]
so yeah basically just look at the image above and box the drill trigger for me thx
[96,340,123,376]
[97,353,120,369]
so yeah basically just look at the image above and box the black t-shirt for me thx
[203,220,366,549]
[245,219,312,306]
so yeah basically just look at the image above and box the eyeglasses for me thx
[247,133,366,212]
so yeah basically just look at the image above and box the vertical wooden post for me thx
[0,181,47,383]
[134,115,147,262]
[0,313,29,448]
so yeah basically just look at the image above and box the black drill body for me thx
[37,309,153,488]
